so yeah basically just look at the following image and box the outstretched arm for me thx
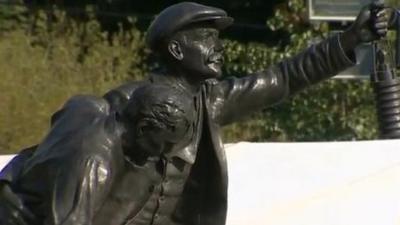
[207,3,390,126]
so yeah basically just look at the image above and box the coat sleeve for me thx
[44,98,113,225]
[0,95,109,185]
[16,96,114,225]
[39,157,111,225]
[206,35,356,126]
[0,146,36,184]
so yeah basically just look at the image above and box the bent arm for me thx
[44,157,111,225]
[0,181,36,225]
[207,34,356,125]
[0,146,36,184]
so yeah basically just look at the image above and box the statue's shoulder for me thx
[103,79,150,111]
[51,95,110,125]
[104,78,151,100]
[23,95,119,174]
[1,95,111,183]
[64,95,109,113]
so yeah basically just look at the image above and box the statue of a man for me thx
[0,2,392,225]
[1,84,193,225]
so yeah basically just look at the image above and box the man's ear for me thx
[168,40,184,61]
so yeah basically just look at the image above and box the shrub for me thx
[0,8,147,153]
[0,0,389,154]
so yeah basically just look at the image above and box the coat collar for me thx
[165,146,197,164]
[149,73,202,97]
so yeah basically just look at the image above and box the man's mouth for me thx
[208,53,224,65]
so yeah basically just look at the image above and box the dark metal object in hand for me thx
[394,10,400,68]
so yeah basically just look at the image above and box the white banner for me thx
[0,155,14,170]
[1,140,400,225]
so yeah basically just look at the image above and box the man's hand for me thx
[351,2,389,42]
[340,2,391,52]
[0,182,36,225]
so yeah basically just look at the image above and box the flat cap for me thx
[146,2,234,51]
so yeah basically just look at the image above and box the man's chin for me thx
[206,66,222,78]
[202,72,222,80]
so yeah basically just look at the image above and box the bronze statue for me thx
[1,84,193,225]
[0,2,392,225]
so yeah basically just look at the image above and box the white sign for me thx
[0,155,15,170]
[308,0,378,21]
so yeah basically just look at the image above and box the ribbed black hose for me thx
[372,50,400,139]
[373,78,400,138]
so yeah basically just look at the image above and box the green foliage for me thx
[0,8,146,154]
[0,4,28,32]
[0,0,389,154]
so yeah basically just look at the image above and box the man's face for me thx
[133,125,168,157]
[175,27,224,80]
